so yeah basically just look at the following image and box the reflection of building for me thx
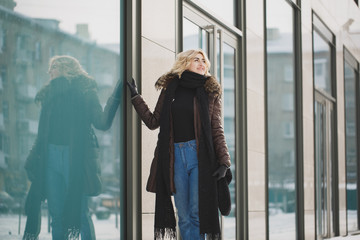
[344,62,358,212]
[0,2,120,197]
[267,28,296,213]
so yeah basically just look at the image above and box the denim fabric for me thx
[173,139,205,240]
[46,144,95,240]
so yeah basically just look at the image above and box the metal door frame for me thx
[314,90,336,239]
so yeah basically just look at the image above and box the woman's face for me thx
[188,53,207,75]
[48,63,61,80]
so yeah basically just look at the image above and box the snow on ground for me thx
[0,214,120,240]
[2,212,360,239]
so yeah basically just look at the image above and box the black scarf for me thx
[155,71,220,239]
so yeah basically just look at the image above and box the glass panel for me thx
[183,17,208,53]
[313,31,332,95]
[195,0,235,26]
[344,61,358,232]
[315,101,326,237]
[266,0,296,239]
[0,1,123,239]
[223,42,236,240]
[329,106,335,235]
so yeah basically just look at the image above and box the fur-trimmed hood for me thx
[155,72,221,97]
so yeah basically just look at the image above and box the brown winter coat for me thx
[131,73,231,193]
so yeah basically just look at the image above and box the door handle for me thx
[201,25,222,83]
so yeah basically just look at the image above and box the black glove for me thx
[212,165,228,180]
[126,78,139,98]
[112,78,122,99]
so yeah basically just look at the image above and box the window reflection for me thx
[0,1,122,239]
[183,17,208,53]
[223,43,236,240]
[313,32,332,95]
[344,61,358,232]
[266,0,296,239]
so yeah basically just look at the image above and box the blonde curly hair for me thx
[169,49,211,77]
[48,55,90,80]
[35,56,94,104]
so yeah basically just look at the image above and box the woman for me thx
[127,49,231,240]
[23,55,121,240]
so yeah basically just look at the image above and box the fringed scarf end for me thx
[154,227,176,240]
[65,226,80,240]
[205,233,221,240]
[23,232,39,240]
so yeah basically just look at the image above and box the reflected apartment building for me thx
[122,0,360,239]
[0,1,121,208]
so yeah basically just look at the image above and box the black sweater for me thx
[171,85,196,143]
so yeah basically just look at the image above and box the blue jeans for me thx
[173,140,204,240]
[46,144,95,240]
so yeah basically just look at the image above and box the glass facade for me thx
[151,1,357,239]
[0,1,123,239]
[1,0,357,239]
[266,0,297,239]
[344,56,359,232]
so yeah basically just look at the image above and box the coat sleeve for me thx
[131,90,165,130]
[211,95,231,167]
[89,87,121,131]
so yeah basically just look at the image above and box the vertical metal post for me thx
[48,209,51,233]
[212,25,218,78]
[18,199,21,235]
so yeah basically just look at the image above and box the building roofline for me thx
[0,5,119,55]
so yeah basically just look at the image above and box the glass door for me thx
[313,14,337,238]
[314,91,335,239]
[183,3,240,239]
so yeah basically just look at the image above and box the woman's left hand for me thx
[126,78,139,98]
[212,165,228,180]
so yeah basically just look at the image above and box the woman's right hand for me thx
[127,78,139,98]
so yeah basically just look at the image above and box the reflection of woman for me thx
[23,55,121,240]
[127,49,231,239]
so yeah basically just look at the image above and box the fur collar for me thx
[155,72,221,97]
